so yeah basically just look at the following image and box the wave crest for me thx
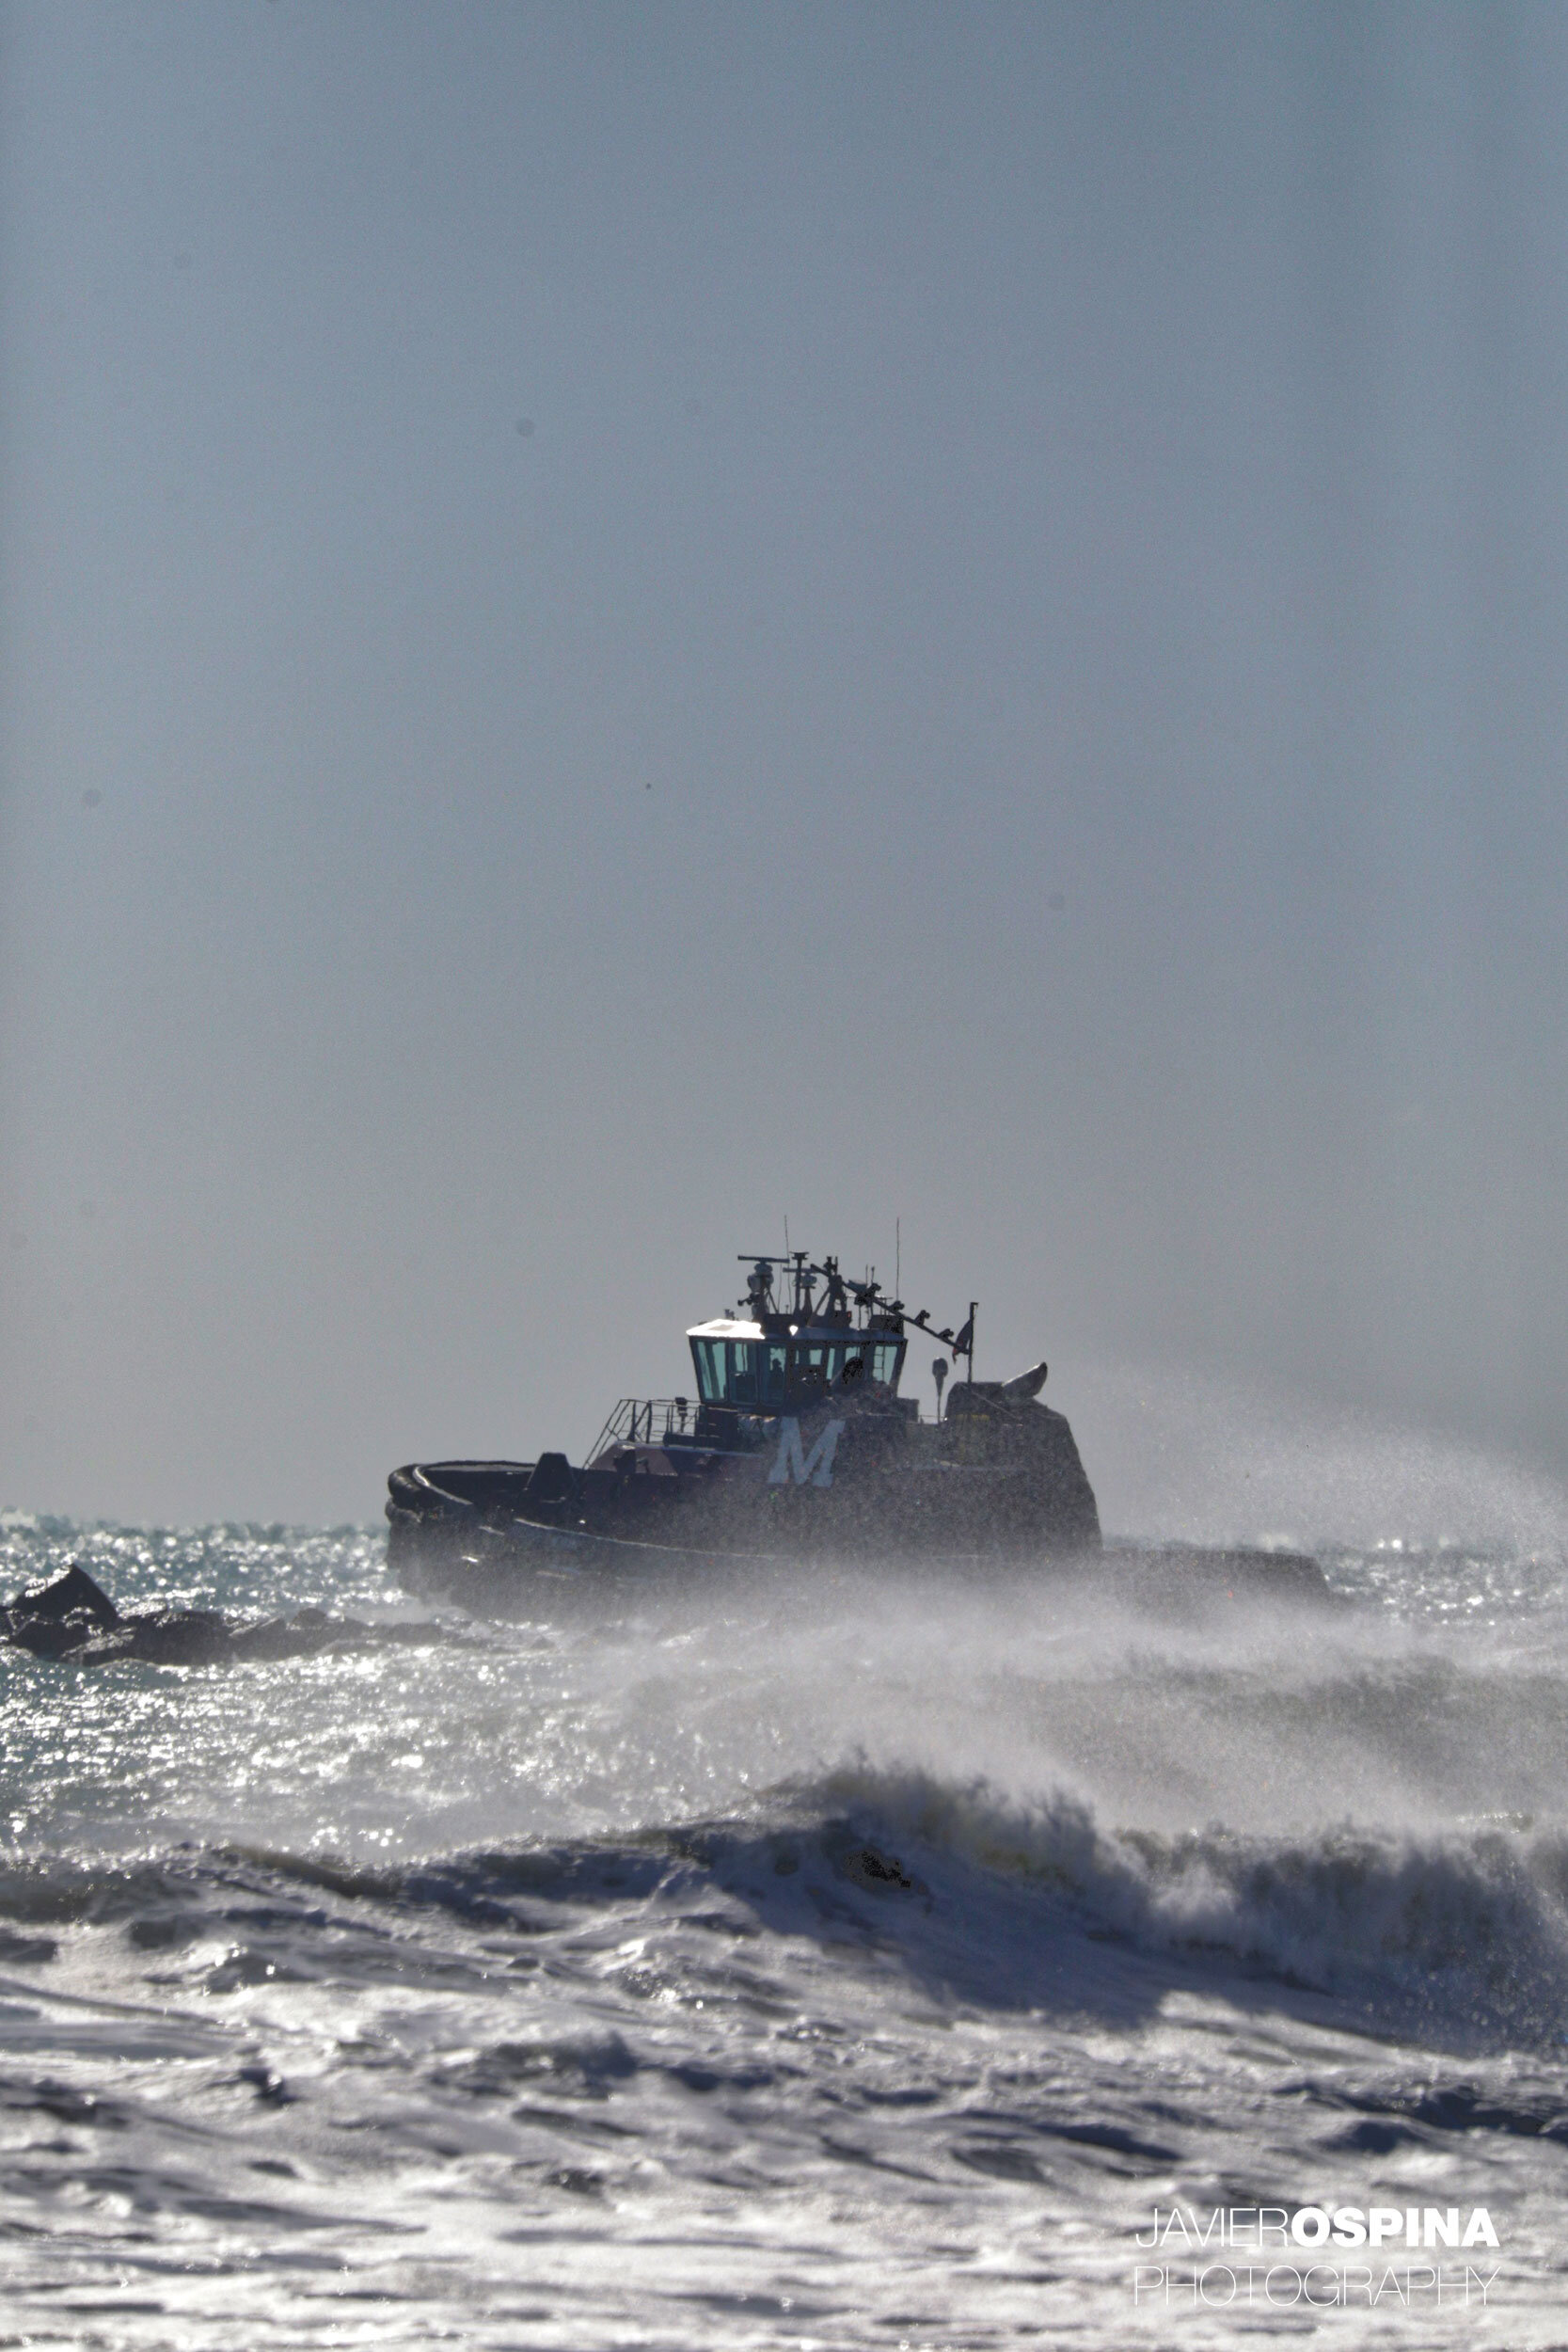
[804,1761,1568,2036]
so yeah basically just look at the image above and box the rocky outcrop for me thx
[2,1565,452,1667]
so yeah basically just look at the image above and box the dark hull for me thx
[388,1462,772,1601]
[389,1391,1101,1572]
[387,1459,1337,1618]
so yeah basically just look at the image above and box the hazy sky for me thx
[3,2,1566,1530]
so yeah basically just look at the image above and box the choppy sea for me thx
[2,1516,1567,2348]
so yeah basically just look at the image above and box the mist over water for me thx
[1075,1359,1568,1561]
[4,1459,1568,2346]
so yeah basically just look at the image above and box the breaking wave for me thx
[5,1766,1565,2051]
[802,1763,1568,2042]
[7,1520,1568,2345]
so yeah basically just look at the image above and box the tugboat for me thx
[386,1252,1333,1613]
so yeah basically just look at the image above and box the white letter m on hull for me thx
[768,1417,847,1488]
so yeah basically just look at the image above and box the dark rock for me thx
[230,1608,373,1660]
[6,1564,126,1660]
[19,1564,120,1628]
[4,1568,452,1668]
[230,1613,336,1661]
[69,1628,143,1664]
[71,1611,233,1667]
[226,1615,312,1663]
[840,1844,916,1893]
[123,1611,233,1665]
[9,1613,100,1660]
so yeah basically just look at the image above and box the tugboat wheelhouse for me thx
[683,1250,913,1421]
[687,1324,907,1411]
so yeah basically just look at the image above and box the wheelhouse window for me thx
[691,1337,764,1406]
[692,1328,905,1406]
[833,1342,904,1390]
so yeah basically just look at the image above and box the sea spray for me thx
[3,1519,1568,2345]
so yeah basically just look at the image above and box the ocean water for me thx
[2,1517,1567,2347]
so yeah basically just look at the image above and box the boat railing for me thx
[584,1396,695,1464]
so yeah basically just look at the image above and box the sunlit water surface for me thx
[2,1516,1567,2347]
